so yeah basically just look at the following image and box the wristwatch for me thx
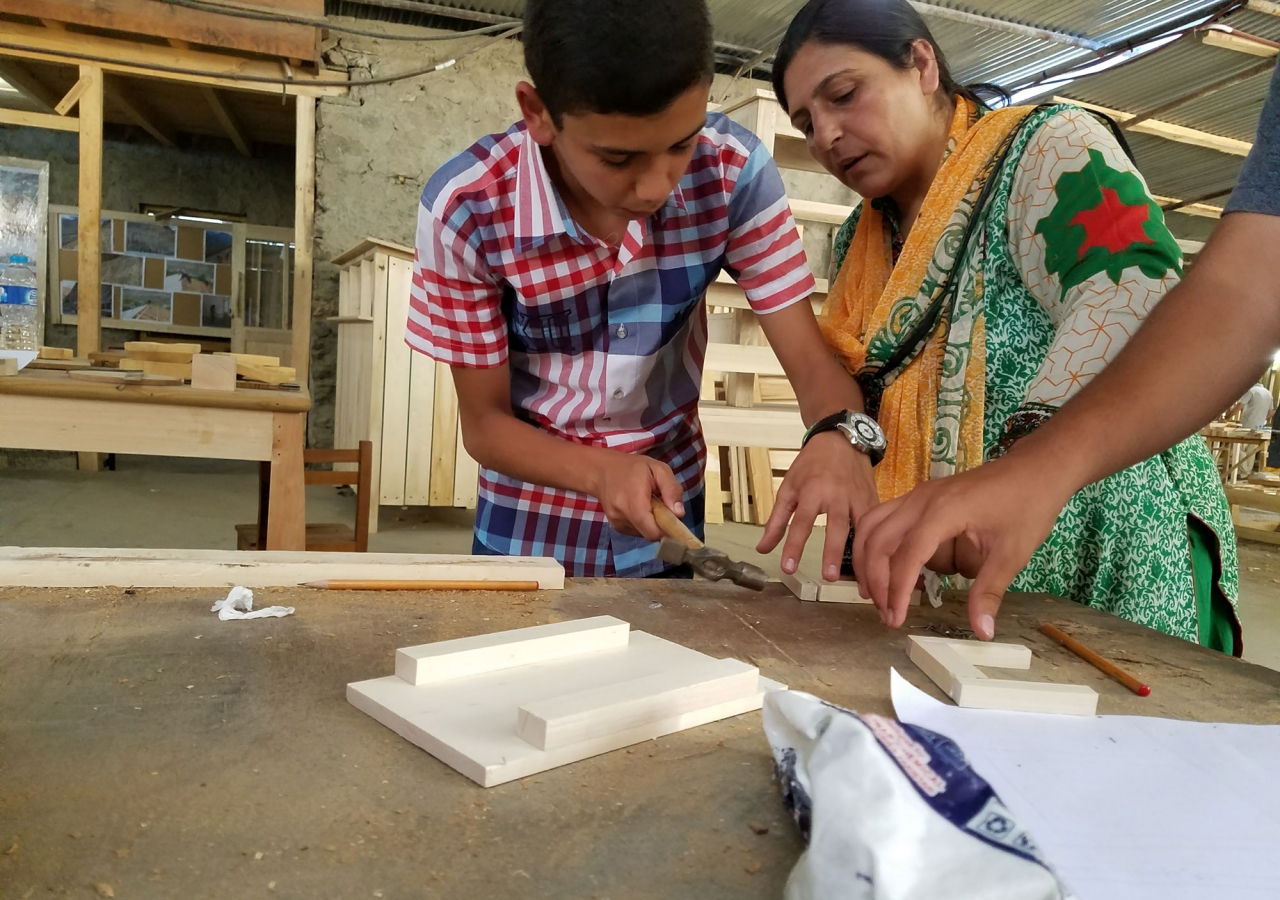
[802,410,887,465]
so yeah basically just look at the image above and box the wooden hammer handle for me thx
[650,496,702,550]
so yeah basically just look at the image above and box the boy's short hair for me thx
[523,0,715,126]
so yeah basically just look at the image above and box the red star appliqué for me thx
[1069,187,1153,258]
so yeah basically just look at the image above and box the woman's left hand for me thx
[756,431,880,581]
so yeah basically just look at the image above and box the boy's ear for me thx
[516,81,558,146]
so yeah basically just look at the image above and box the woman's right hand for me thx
[757,430,880,582]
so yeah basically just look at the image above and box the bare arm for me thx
[853,211,1280,637]
[753,300,879,581]
[451,364,685,541]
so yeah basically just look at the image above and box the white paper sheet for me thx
[891,669,1280,900]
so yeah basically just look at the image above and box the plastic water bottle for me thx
[0,255,39,351]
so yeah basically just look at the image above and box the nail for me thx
[978,614,995,640]
[783,558,796,574]
[856,581,871,601]
[674,502,685,517]
[825,565,838,581]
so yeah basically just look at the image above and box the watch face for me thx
[847,413,887,451]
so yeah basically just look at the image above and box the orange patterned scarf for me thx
[820,99,1034,499]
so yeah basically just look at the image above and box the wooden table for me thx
[1202,423,1271,484]
[0,369,311,549]
[2,580,1277,898]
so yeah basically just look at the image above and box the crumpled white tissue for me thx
[212,586,295,621]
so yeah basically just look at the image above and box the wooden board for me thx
[37,346,74,360]
[125,340,201,359]
[190,353,236,391]
[395,617,631,686]
[120,358,191,379]
[402,352,437,505]
[348,628,784,787]
[379,255,414,505]
[516,657,760,751]
[235,362,296,385]
[429,364,460,506]
[0,548,566,590]
[908,635,1098,715]
[26,357,91,370]
[214,351,281,367]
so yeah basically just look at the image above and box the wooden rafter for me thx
[7,0,322,63]
[1058,96,1253,157]
[1203,29,1280,58]
[103,76,177,148]
[54,72,91,116]
[0,20,346,97]
[0,106,77,131]
[0,58,59,110]
[200,86,251,157]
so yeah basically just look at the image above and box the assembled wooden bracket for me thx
[908,635,1098,715]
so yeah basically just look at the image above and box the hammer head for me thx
[657,538,769,591]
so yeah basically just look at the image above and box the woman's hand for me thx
[757,431,880,581]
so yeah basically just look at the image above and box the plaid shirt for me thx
[407,112,814,576]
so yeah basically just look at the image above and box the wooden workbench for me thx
[2,581,1277,898]
[0,369,311,549]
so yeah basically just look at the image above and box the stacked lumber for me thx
[83,342,300,390]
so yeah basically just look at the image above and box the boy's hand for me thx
[756,431,880,581]
[589,452,685,541]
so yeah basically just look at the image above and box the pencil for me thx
[1040,623,1151,697]
[299,579,541,591]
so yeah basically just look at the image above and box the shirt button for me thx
[616,324,628,339]
[613,388,624,399]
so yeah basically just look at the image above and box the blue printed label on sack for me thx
[0,285,36,307]
[860,711,1051,869]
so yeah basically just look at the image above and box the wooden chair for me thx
[236,440,373,552]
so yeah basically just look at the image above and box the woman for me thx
[771,0,1240,652]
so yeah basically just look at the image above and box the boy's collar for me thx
[512,122,687,254]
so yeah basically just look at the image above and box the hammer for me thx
[650,497,769,591]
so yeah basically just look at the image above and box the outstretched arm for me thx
[854,209,1280,637]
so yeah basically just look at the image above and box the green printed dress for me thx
[832,105,1241,653]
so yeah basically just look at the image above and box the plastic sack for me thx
[763,690,1074,900]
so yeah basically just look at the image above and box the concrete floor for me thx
[4,454,1280,670]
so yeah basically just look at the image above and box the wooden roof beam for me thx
[0,58,59,111]
[1058,96,1253,156]
[201,86,251,157]
[6,0,322,63]
[104,75,177,149]
[0,20,347,97]
[1202,28,1280,58]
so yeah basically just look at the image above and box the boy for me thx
[407,0,876,578]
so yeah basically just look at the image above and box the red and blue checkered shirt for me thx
[406,112,815,576]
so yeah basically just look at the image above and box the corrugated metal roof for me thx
[330,0,1275,238]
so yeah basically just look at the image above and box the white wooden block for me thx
[779,570,818,601]
[349,630,788,787]
[954,679,1099,716]
[516,658,759,751]
[190,353,237,391]
[907,635,1097,716]
[395,616,630,686]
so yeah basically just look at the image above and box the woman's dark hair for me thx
[523,0,715,126]
[771,0,1002,114]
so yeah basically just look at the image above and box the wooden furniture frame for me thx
[332,239,480,534]
[0,369,311,549]
[237,440,374,553]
